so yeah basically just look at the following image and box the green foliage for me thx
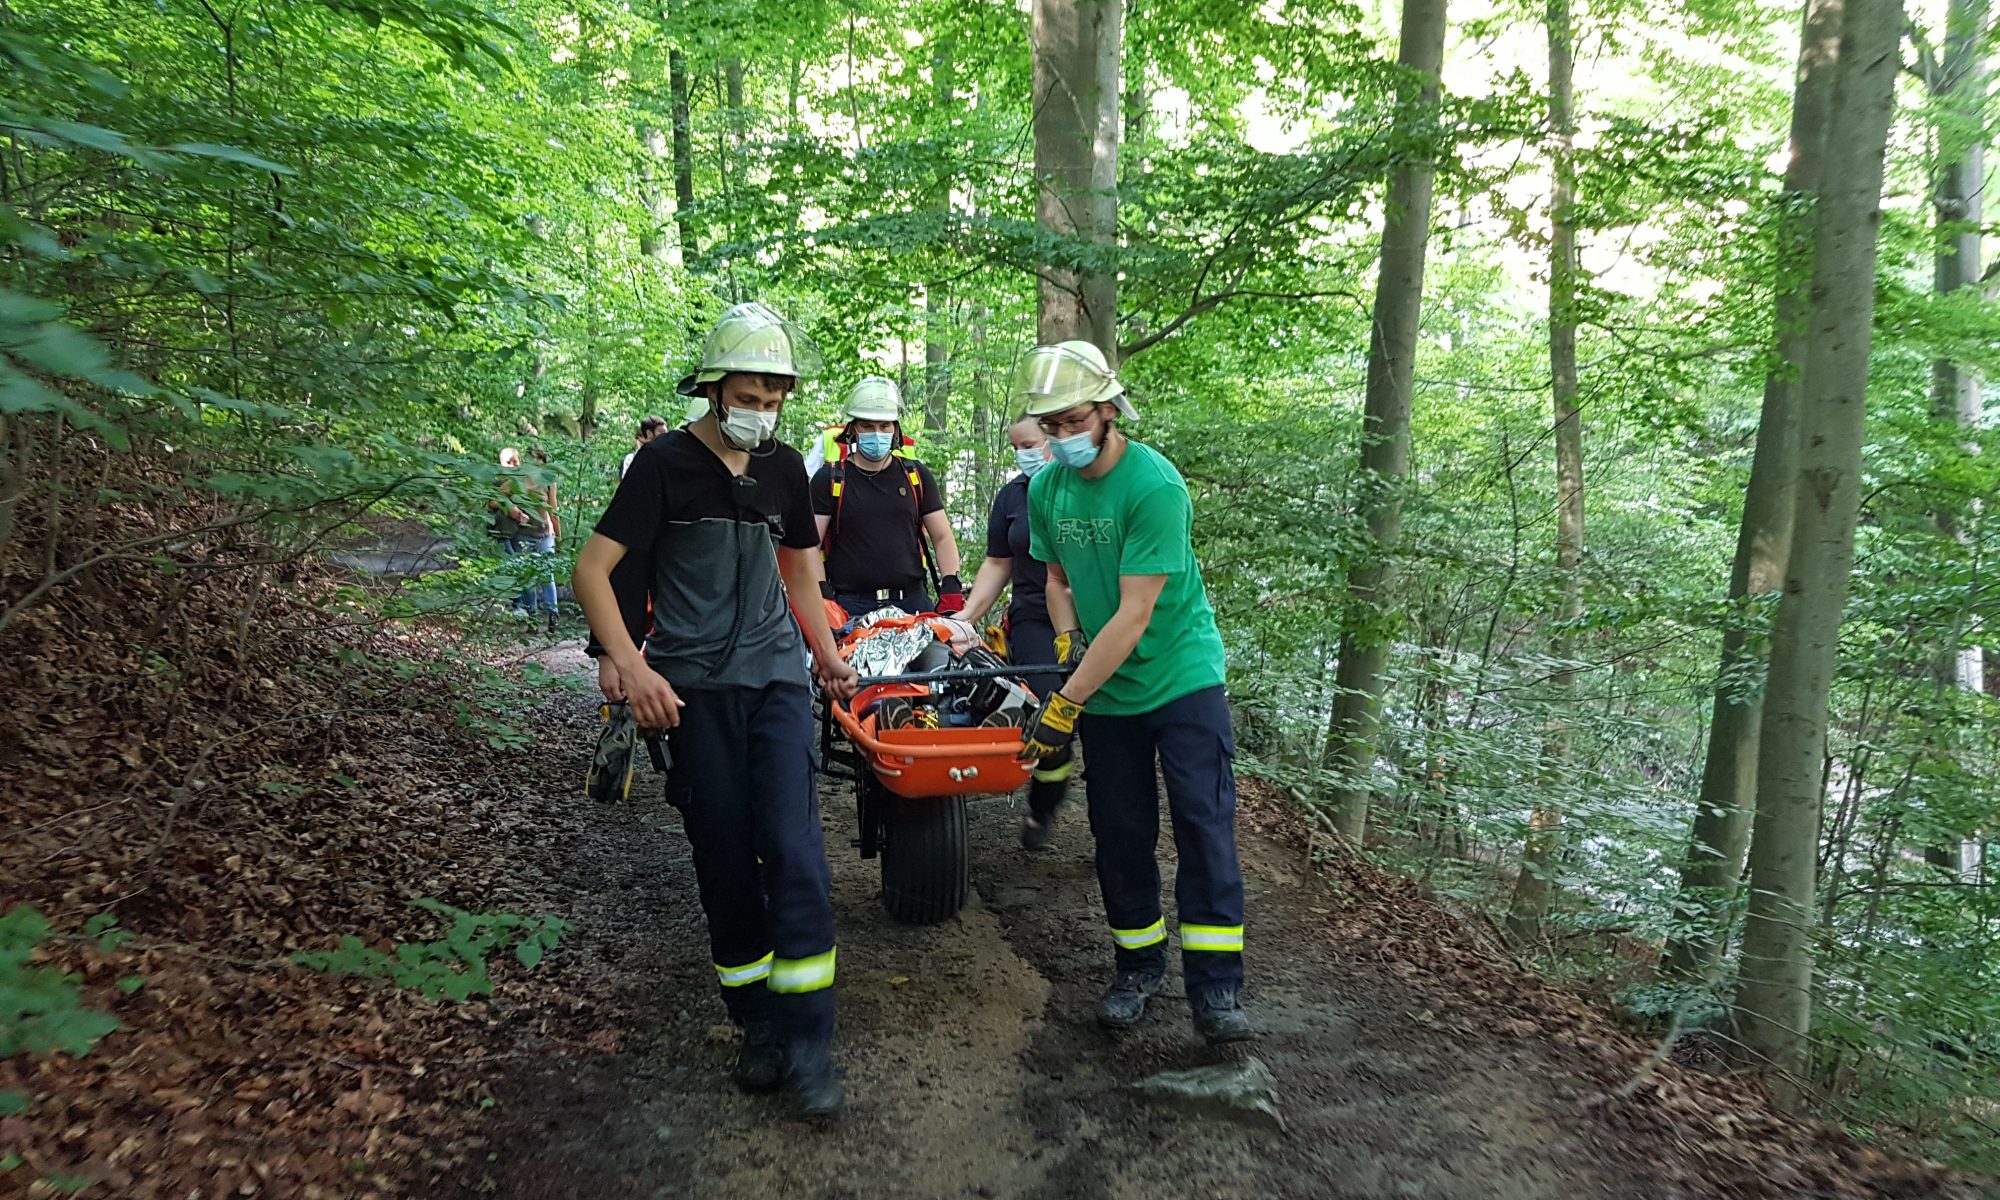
[292,899,568,1002]
[0,908,122,1058]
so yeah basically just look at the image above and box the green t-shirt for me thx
[1027,440,1226,716]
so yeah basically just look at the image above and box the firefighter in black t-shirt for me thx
[810,376,965,619]
[574,302,860,1119]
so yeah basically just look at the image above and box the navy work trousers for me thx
[1007,610,1067,818]
[670,681,837,1048]
[1078,685,1245,992]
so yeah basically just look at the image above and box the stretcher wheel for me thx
[879,794,968,924]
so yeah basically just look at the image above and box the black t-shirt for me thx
[810,456,944,592]
[594,429,818,690]
[983,473,1048,623]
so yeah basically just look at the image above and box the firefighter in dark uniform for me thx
[574,302,861,1118]
[1013,340,1254,1045]
[963,414,1076,848]
[810,376,966,619]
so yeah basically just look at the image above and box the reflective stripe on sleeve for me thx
[715,952,774,987]
[769,947,838,993]
[1180,924,1244,953]
[1110,919,1166,950]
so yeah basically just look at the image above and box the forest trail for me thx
[461,655,1982,1200]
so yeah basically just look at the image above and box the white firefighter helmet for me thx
[1011,340,1135,421]
[843,375,903,422]
[673,301,824,397]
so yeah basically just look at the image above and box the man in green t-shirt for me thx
[1015,340,1252,1045]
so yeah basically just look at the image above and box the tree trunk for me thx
[1326,0,1449,843]
[1733,0,1900,1100]
[1925,0,1989,872]
[724,58,747,144]
[925,38,956,434]
[1506,0,1581,942]
[1031,0,1121,357]
[1659,0,1842,982]
[636,123,673,261]
[669,44,698,261]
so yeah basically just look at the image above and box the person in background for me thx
[574,301,859,1119]
[1014,340,1253,1046]
[962,415,1075,849]
[497,446,558,631]
[623,415,669,478]
[811,376,964,619]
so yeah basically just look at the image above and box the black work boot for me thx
[730,1022,784,1093]
[1189,987,1255,1044]
[1096,969,1164,1030]
[1020,779,1066,850]
[783,1042,845,1119]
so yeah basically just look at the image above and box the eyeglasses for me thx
[1036,406,1099,437]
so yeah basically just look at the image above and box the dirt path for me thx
[456,697,1987,1200]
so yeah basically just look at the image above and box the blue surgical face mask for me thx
[1015,446,1050,477]
[855,431,895,460]
[1049,430,1100,470]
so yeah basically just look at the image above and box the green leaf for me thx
[514,939,542,969]
[116,975,145,994]
[169,142,297,176]
[0,1091,29,1115]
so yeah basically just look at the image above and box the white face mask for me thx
[1015,446,1050,477]
[719,406,778,450]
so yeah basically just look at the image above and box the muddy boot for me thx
[1189,988,1255,1045]
[1097,969,1164,1030]
[783,1043,845,1119]
[730,1022,784,1093]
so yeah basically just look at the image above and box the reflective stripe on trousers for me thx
[769,946,838,993]
[1179,923,1244,953]
[1110,919,1165,950]
[714,952,773,986]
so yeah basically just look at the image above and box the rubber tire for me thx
[879,794,969,924]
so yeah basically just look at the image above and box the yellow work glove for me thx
[1019,690,1083,761]
[1055,628,1087,667]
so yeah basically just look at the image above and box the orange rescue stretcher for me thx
[816,606,1048,923]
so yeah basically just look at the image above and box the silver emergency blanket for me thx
[854,605,913,629]
[846,622,946,678]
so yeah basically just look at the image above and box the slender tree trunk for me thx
[636,123,672,261]
[580,221,601,441]
[724,57,747,144]
[669,43,698,261]
[1506,0,1580,941]
[1326,0,1450,842]
[1925,0,1988,875]
[925,38,956,433]
[1734,0,1900,1100]
[1031,0,1121,356]
[1659,0,1842,982]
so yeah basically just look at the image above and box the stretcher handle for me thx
[853,663,1068,687]
[828,700,1032,761]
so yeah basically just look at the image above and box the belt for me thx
[837,584,923,601]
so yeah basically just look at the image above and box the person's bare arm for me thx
[575,533,682,727]
[779,544,858,699]
[1052,573,1166,706]
[1045,561,1080,634]
[962,555,1011,626]
[922,509,963,577]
